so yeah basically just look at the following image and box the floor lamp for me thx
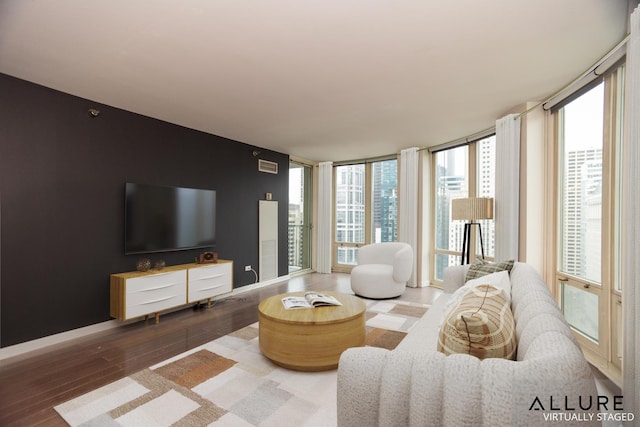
[452,197,494,265]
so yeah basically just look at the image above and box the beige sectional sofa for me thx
[337,262,599,427]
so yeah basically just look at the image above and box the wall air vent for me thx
[258,159,278,174]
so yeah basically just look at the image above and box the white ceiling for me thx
[0,1,630,162]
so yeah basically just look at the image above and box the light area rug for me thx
[55,299,429,427]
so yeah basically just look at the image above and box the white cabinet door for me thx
[125,270,187,319]
[187,262,232,303]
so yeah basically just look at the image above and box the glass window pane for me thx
[434,146,468,253]
[559,82,604,284]
[476,135,495,258]
[288,162,311,273]
[562,283,599,341]
[371,159,398,243]
[434,253,459,281]
[337,246,358,265]
[335,164,365,244]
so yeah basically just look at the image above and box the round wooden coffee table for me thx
[258,291,366,371]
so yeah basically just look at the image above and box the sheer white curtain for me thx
[317,161,333,273]
[420,150,431,286]
[494,114,521,261]
[622,6,640,419]
[399,147,419,286]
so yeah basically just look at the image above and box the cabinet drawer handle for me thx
[147,271,179,277]
[194,274,224,281]
[142,282,181,291]
[140,295,175,305]
[197,284,225,292]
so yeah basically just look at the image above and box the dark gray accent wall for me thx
[0,73,289,347]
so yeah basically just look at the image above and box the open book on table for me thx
[281,292,343,309]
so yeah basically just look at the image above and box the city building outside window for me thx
[288,161,312,273]
[333,158,398,272]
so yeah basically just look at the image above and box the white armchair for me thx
[350,242,413,299]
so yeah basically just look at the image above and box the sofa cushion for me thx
[442,270,511,318]
[438,284,516,360]
[465,258,514,281]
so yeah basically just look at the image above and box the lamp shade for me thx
[451,197,494,221]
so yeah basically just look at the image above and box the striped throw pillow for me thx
[465,259,514,281]
[438,284,516,360]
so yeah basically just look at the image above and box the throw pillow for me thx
[442,270,511,317]
[465,259,515,282]
[438,284,517,360]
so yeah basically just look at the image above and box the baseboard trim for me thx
[0,319,123,362]
[0,274,291,361]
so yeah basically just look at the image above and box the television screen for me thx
[125,183,216,254]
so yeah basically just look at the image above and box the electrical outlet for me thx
[245,265,251,271]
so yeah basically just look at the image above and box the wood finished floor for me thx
[0,272,441,427]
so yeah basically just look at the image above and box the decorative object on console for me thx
[199,251,218,264]
[451,197,494,265]
[154,260,165,270]
[136,258,151,272]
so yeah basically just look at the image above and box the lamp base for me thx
[460,222,485,265]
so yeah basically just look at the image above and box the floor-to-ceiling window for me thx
[288,161,312,273]
[333,158,398,272]
[430,135,496,284]
[554,63,624,383]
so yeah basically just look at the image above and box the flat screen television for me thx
[125,183,216,255]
